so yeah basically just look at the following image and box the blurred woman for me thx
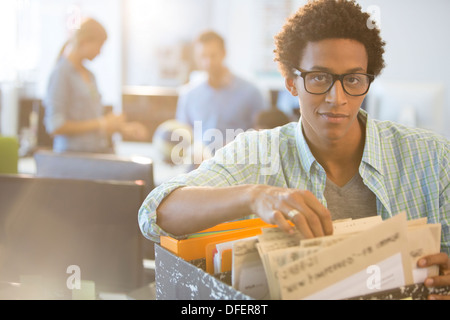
[44,17,148,153]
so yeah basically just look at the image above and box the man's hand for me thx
[418,252,450,300]
[250,185,333,238]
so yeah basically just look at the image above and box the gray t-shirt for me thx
[175,75,267,148]
[324,172,377,221]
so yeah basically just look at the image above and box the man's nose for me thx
[325,80,348,105]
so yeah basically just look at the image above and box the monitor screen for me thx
[366,81,446,137]
[0,174,145,298]
[34,150,155,194]
[122,86,179,143]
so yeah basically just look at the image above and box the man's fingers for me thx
[285,190,333,237]
[278,204,318,238]
[271,210,295,235]
[293,207,325,238]
[418,253,450,270]
[419,252,450,297]
[428,293,450,300]
[257,188,333,238]
[289,211,314,239]
[424,274,450,288]
[301,191,333,235]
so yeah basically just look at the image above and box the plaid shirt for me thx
[138,110,450,254]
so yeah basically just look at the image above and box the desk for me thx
[114,141,191,186]
[0,280,157,300]
[14,142,190,299]
[18,141,191,187]
[18,156,36,175]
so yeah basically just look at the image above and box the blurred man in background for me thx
[176,30,268,154]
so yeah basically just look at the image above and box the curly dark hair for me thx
[274,0,386,78]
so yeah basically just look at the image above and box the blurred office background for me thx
[1,0,449,148]
[0,0,448,299]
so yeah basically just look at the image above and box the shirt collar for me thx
[294,120,318,175]
[360,109,384,176]
[294,109,384,176]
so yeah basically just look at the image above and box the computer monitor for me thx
[34,150,155,195]
[122,86,179,142]
[366,81,446,137]
[0,174,145,298]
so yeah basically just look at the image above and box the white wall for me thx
[0,0,122,117]
[0,0,19,135]
[356,0,450,138]
[122,0,213,86]
[2,0,449,137]
[213,0,450,137]
[210,0,302,84]
[35,0,122,111]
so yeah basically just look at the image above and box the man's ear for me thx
[285,78,298,96]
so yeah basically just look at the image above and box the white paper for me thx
[238,260,270,300]
[303,253,405,300]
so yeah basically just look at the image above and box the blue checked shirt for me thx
[138,110,450,255]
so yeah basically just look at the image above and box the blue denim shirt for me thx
[44,57,109,153]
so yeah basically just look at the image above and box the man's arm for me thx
[156,184,333,239]
[156,185,256,236]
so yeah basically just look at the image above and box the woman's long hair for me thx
[58,17,108,59]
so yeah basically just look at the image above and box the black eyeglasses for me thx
[292,67,375,96]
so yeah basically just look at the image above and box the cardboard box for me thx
[155,217,450,300]
[155,243,450,300]
[155,244,252,300]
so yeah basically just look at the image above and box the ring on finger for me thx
[287,209,300,220]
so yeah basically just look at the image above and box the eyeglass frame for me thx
[291,66,375,97]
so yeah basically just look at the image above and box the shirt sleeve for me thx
[43,63,70,134]
[138,130,269,242]
[138,164,235,243]
[439,141,450,255]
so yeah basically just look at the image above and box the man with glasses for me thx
[291,68,374,97]
[139,0,449,299]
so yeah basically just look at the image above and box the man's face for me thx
[194,40,226,77]
[288,38,369,145]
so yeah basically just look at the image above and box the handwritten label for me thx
[278,213,412,299]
